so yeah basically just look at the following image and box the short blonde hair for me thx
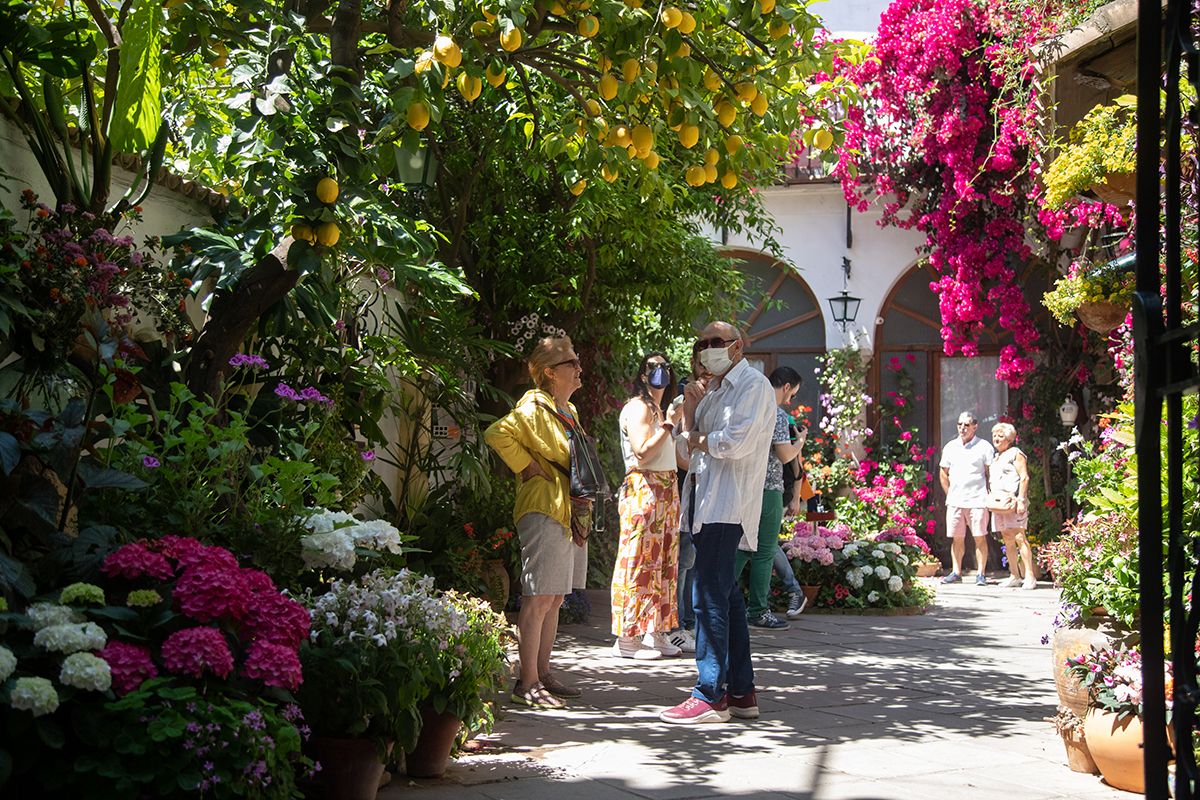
[527,335,574,389]
[992,422,1017,443]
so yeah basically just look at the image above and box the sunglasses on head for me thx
[695,337,737,351]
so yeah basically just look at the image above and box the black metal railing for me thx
[1136,1,1200,798]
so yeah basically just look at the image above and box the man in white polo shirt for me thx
[939,411,995,586]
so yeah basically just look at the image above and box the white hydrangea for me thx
[0,645,16,683]
[880,542,902,554]
[59,652,112,692]
[351,519,404,553]
[871,549,885,559]
[304,509,358,534]
[843,544,859,557]
[301,531,358,571]
[896,554,909,566]
[887,575,904,593]
[859,565,874,577]
[300,509,405,571]
[867,591,880,604]
[874,565,891,580]
[9,677,59,716]
[32,622,107,654]
[846,571,864,589]
[27,603,84,630]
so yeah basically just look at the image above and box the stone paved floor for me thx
[381,579,1132,799]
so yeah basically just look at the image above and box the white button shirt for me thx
[680,358,777,546]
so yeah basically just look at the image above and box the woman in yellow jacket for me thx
[485,335,588,708]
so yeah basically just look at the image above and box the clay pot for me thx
[1084,707,1144,793]
[800,585,820,605]
[303,737,386,800]
[1059,727,1099,774]
[405,707,462,779]
[915,563,940,578]
[1051,626,1112,718]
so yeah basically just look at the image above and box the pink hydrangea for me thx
[173,564,249,623]
[160,627,234,680]
[242,591,310,649]
[98,641,158,695]
[241,641,303,690]
[101,542,174,581]
[158,537,239,572]
[240,568,277,595]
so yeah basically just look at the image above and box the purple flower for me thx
[274,383,301,401]
[360,450,376,462]
[299,386,333,407]
[228,353,270,370]
[142,455,160,469]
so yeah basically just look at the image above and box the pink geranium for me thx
[161,627,235,680]
[98,641,158,695]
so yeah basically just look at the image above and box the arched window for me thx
[728,249,826,422]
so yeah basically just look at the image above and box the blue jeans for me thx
[677,531,696,629]
[691,523,754,704]
[773,545,802,594]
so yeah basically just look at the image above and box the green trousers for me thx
[734,489,784,619]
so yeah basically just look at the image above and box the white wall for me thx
[809,0,892,37]
[719,182,926,351]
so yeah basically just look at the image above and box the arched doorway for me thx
[729,249,826,423]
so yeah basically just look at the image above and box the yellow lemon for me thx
[769,17,790,39]
[570,179,587,196]
[704,69,722,91]
[291,222,316,243]
[315,177,339,204]
[685,165,706,186]
[584,98,602,117]
[644,150,660,169]
[575,0,591,9]
[736,81,758,103]
[578,14,600,37]
[724,135,743,154]
[481,6,497,21]
[716,101,736,128]
[599,73,619,101]
[433,35,462,67]
[631,124,654,152]
[704,147,720,166]
[550,0,566,13]
[457,72,483,102]
[704,163,717,182]
[678,124,699,148]
[813,128,834,150]
[485,61,507,87]
[614,125,633,147]
[598,54,613,72]
[315,222,340,247]
[415,50,435,73]
[210,41,228,68]
[678,10,696,34]
[471,20,494,37]
[750,92,768,117]
[625,0,643,6]
[500,27,522,52]
[672,41,691,58]
[406,101,431,131]
[759,0,775,14]
[603,164,619,182]
[660,6,682,28]
[622,58,641,84]
[594,117,609,141]
[721,170,738,189]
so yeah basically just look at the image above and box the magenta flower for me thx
[241,641,303,690]
[102,542,174,581]
[142,455,160,469]
[173,564,250,623]
[98,641,158,695]
[160,627,234,680]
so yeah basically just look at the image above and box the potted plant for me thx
[405,590,514,778]
[832,538,932,611]
[298,569,465,798]
[1047,705,1098,775]
[874,527,938,577]
[782,521,851,603]
[1042,259,1133,334]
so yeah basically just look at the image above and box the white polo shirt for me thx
[940,436,995,508]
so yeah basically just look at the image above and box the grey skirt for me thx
[518,512,588,596]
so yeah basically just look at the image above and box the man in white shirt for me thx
[659,322,776,724]
[939,411,996,586]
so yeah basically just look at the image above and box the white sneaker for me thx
[998,576,1022,588]
[1022,578,1037,590]
[645,631,682,657]
[667,628,697,653]
[612,636,661,660]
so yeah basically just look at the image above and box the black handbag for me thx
[535,402,610,533]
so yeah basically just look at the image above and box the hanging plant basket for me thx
[1088,172,1136,207]
[1075,300,1128,333]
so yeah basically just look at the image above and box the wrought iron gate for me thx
[1137,1,1200,797]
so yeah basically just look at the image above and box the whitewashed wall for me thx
[810,0,892,37]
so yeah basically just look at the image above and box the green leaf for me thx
[0,431,18,475]
[108,0,163,153]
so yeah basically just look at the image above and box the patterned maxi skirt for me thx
[610,470,680,637]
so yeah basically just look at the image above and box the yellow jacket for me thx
[484,388,574,531]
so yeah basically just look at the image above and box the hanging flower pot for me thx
[1075,300,1129,333]
[1089,171,1136,207]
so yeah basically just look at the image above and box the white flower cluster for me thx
[300,508,404,572]
[27,602,84,630]
[887,575,904,593]
[840,540,912,597]
[509,312,568,354]
[10,677,59,716]
[59,652,113,692]
[308,568,466,650]
[0,645,16,683]
[33,622,107,654]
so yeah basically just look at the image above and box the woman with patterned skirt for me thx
[611,353,683,659]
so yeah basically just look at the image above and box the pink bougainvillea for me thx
[835,0,1086,388]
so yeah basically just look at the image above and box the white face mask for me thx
[699,344,734,376]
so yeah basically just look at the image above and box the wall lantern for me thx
[395,144,439,188]
[1059,395,1080,427]
[828,257,861,331]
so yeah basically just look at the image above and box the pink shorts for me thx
[947,506,989,538]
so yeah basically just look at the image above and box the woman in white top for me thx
[990,422,1036,589]
[611,353,684,659]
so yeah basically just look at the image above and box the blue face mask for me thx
[647,364,670,389]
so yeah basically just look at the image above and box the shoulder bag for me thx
[535,402,610,535]
[986,450,1017,512]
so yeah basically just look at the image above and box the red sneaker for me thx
[658,695,731,724]
[726,690,759,719]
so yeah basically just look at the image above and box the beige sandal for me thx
[511,682,565,709]
[540,673,582,699]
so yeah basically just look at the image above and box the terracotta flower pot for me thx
[915,563,940,578]
[1084,707,1144,793]
[1059,727,1099,774]
[405,706,462,779]
[303,737,386,800]
[800,585,820,605]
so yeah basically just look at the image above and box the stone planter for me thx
[1084,707,1144,793]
